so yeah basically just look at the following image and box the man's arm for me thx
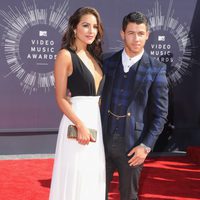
[128,63,169,166]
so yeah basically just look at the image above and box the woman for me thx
[49,7,105,200]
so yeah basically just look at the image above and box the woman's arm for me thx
[54,49,94,144]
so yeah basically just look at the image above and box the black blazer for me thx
[101,50,169,152]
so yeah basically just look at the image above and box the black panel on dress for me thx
[67,49,104,96]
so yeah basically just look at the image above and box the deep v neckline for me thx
[75,53,103,95]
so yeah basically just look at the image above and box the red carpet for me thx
[0,155,199,200]
[187,146,200,164]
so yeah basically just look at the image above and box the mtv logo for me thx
[39,31,47,37]
[158,35,165,41]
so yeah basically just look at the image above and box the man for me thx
[101,11,169,200]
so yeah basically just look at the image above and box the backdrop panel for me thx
[0,0,200,152]
[0,0,69,132]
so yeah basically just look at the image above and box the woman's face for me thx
[74,14,98,46]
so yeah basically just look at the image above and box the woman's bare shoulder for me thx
[55,49,73,65]
[54,49,73,75]
[56,49,71,59]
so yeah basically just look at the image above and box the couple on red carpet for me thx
[49,7,168,200]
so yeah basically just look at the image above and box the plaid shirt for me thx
[108,61,139,135]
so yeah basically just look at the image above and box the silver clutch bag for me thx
[67,125,97,142]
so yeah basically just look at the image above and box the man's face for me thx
[120,22,149,57]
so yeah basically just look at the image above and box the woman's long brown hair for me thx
[61,7,103,61]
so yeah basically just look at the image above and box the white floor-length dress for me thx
[49,49,106,200]
[49,96,106,200]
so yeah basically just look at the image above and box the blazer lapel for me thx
[132,52,150,99]
[108,50,122,93]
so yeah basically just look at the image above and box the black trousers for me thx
[105,133,143,200]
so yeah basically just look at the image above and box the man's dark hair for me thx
[122,11,149,31]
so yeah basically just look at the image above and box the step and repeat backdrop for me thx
[0,0,200,149]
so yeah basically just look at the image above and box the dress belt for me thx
[108,110,131,119]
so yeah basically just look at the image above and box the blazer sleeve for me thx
[142,63,169,148]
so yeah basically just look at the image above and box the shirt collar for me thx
[122,49,144,73]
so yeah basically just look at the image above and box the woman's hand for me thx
[76,124,92,145]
